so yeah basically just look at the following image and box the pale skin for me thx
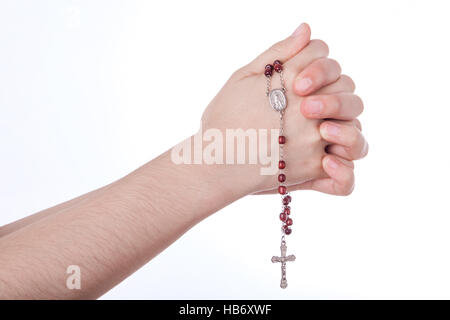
[0,23,368,299]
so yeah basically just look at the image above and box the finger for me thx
[322,155,355,195]
[321,119,365,160]
[321,120,368,160]
[353,118,362,131]
[311,156,355,195]
[320,121,367,157]
[255,155,355,195]
[329,119,362,131]
[314,75,356,95]
[288,156,355,195]
[285,39,329,72]
[246,23,311,74]
[331,156,355,169]
[326,140,369,161]
[300,93,364,120]
[293,58,341,96]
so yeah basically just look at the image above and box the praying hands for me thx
[201,22,367,197]
[0,23,367,299]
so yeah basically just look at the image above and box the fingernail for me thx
[295,77,312,93]
[303,99,323,115]
[323,123,340,137]
[326,157,339,169]
[291,23,306,37]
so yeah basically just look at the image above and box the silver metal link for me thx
[280,70,286,92]
[265,75,271,97]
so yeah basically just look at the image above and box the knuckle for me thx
[353,119,362,131]
[342,184,355,196]
[314,57,328,70]
[270,39,286,55]
[341,74,356,92]
[231,66,248,80]
[312,58,336,79]
[361,140,369,158]
[328,94,341,115]
[328,58,341,74]
[342,173,355,195]
[348,127,360,148]
[354,94,364,114]
[305,62,325,82]
[310,39,329,57]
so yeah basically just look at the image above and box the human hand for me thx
[283,46,369,195]
[199,23,367,197]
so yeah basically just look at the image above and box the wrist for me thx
[126,140,251,222]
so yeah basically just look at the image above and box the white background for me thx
[1,0,450,299]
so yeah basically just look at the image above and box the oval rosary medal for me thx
[269,88,287,112]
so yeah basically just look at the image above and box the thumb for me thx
[247,23,311,73]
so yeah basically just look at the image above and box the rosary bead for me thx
[279,212,287,222]
[278,160,286,169]
[264,64,273,77]
[282,196,291,205]
[278,135,286,144]
[274,60,283,72]
[286,218,293,226]
[284,206,290,215]
[284,227,292,235]
[278,174,286,183]
[278,186,287,195]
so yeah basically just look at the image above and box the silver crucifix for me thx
[271,240,296,289]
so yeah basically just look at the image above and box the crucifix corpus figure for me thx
[271,240,296,289]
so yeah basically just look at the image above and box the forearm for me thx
[0,142,245,299]
[0,186,110,238]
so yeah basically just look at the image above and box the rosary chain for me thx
[265,75,272,97]
[266,70,286,97]
[265,62,291,238]
[280,70,286,92]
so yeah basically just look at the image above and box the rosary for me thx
[264,60,296,289]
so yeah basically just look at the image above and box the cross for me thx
[271,242,296,289]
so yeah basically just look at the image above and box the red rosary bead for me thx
[284,206,290,215]
[284,227,292,235]
[278,135,286,144]
[278,174,286,182]
[273,60,283,72]
[279,212,287,222]
[286,218,293,226]
[278,160,286,169]
[278,186,287,195]
[264,64,273,77]
[282,196,291,205]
